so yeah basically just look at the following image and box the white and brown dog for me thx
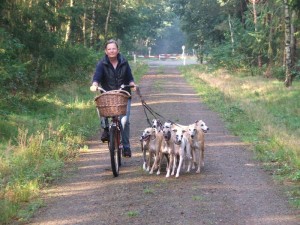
[140,127,151,171]
[171,126,192,178]
[150,121,174,177]
[151,119,163,132]
[195,119,209,133]
[188,121,207,173]
[140,127,163,172]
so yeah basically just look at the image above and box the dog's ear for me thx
[172,129,177,132]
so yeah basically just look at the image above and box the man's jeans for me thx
[98,98,131,148]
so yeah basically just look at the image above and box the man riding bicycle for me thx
[90,39,136,158]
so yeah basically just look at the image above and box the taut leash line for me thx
[135,86,182,127]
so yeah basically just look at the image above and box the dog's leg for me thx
[149,152,156,174]
[185,142,192,173]
[166,153,173,178]
[147,150,152,172]
[149,155,157,174]
[156,142,164,176]
[175,154,184,178]
[141,141,147,171]
[156,152,163,175]
[191,147,196,170]
[196,147,201,173]
[200,138,205,167]
[171,154,177,176]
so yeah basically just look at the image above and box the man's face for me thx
[105,43,119,58]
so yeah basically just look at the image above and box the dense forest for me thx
[1,0,300,98]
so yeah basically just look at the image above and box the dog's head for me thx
[152,119,163,131]
[141,127,152,141]
[195,120,209,133]
[172,128,185,145]
[162,122,172,141]
[188,123,197,139]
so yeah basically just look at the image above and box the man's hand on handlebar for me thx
[129,82,137,92]
[120,83,137,92]
[90,83,137,92]
[131,85,137,92]
[90,85,98,92]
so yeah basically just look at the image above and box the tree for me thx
[284,0,292,87]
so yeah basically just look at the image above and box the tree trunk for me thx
[90,0,96,48]
[251,0,262,67]
[228,14,234,54]
[104,0,112,40]
[83,9,87,47]
[64,0,73,43]
[265,13,273,78]
[252,0,257,31]
[284,0,292,87]
[290,10,296,71]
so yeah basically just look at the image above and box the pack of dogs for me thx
[140,119,209,178]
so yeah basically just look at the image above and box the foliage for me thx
[170,0,300,85]
[0,0,171,98]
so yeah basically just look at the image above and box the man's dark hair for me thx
[105,39,119,49]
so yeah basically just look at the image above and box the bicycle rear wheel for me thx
[109,125,120,177]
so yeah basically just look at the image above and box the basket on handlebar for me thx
[94,90,131,117]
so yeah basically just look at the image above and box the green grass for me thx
[0,83,97,223]
[143,187,154,194]
[192,195,204,201]
[126,210,139,217]
[0,61,147,224]
[181,64,300,208]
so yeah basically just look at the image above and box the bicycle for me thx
[92,84,136,177]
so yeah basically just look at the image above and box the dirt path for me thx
[29,65,299,225]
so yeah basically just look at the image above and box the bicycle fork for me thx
[111,120,122,151]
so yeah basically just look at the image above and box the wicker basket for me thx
[94,90,130,117]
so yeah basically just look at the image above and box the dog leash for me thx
[135,87,153,126]
[135,86,183,127]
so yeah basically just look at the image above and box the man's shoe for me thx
[123,147,132,158]
[101,128,109,142]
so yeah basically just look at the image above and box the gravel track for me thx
[28,63,300,225]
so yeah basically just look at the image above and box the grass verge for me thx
[180,64,300,208]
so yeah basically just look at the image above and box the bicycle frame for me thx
[92,84,137,177]
[108,116,122,177]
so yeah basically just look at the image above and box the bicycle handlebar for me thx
[90,84,137,93]
[90,84,144,102]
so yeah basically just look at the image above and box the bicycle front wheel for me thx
[109,125,120,177]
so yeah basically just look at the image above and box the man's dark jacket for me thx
[92,53,134,94]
